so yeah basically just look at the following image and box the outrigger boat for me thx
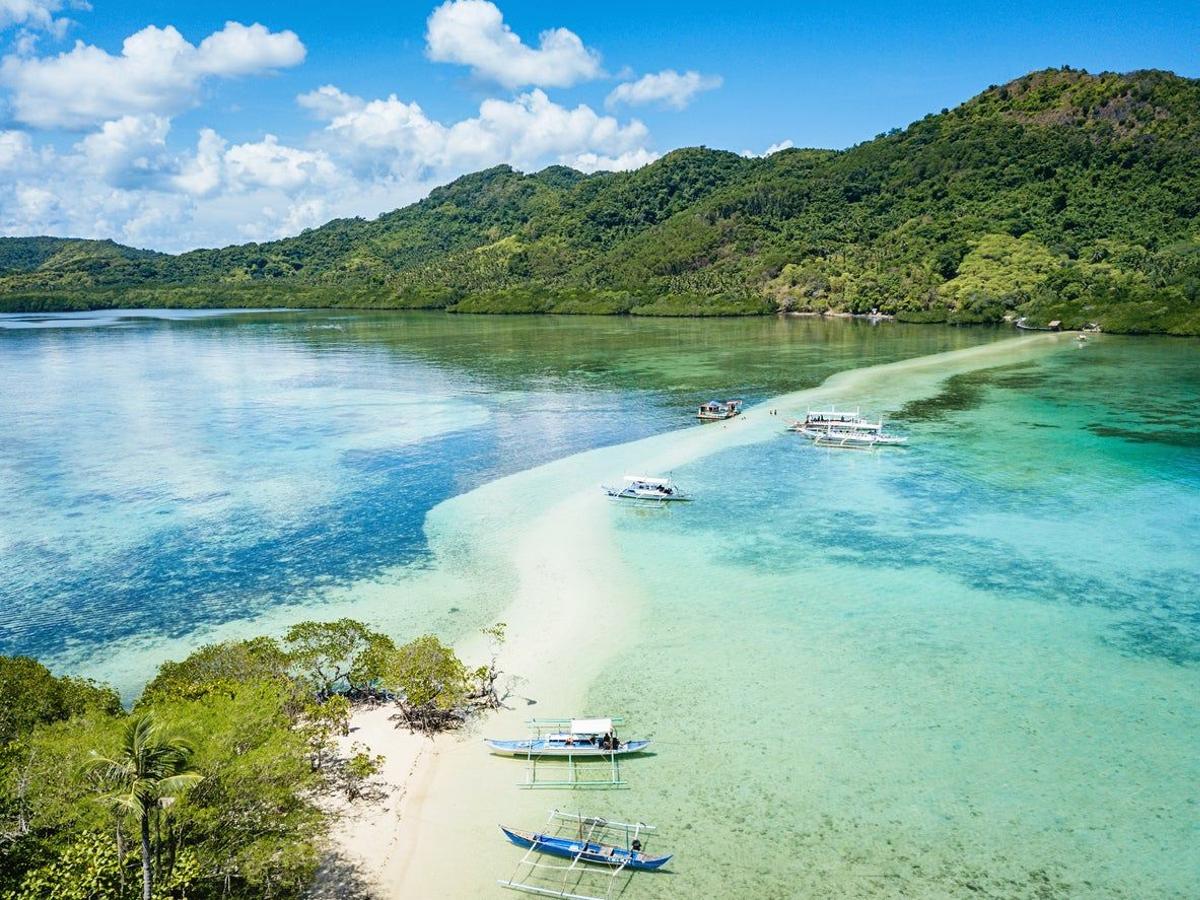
[788,405,907,449]
[500,824,670,871]
[488,718,648,789]
[487,718,650,758]
[788,405,884,434]
[499,810,669,899]
[696,398,743,421]
[601,475,690,503]
[796,427,908,449]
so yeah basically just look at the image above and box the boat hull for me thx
[486,739,651,757]
[500,826,671,871]
[603,488,691,502]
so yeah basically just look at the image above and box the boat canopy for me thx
[622,475,670,485]
[570,717,613,734]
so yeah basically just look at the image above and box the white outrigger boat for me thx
[788,405,884,434]
[696,398,743,421]
[796,427,908,449]
[601,476,690,503]
[487,718,649,789]
[487,719,649,759]
[788,405,907,449]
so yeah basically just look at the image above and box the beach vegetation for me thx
[382,635,472,734]
[0,619,499,898]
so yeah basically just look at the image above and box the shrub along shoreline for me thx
[0,619,503,900]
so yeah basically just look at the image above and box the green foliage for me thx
[87,714,202,900]
[382,635,472,733]
[2,830,135,900]
[342,744,384,801]
[282,618,394,697]
[4,68,1197,331]
[138,637,291,705]
[0,657,121,746]
[0,615,494,898]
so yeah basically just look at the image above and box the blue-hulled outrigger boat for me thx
[498,810,670,899]
[499,825,671,871]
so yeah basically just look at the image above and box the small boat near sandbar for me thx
[498,810,669,899]
[487,718,650,758]
[499,825,671,871]
[601,475,690,503]
[696,398,743,421]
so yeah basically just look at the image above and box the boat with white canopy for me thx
[788,405,885,434]
[797,427,908,449]
[487,718,649,789]
[788,404,907,449]
[601,476,690,502]
[487,718,649,758]
[696,398,743,421]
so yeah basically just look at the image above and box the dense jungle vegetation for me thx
[2,68,1198,334]
[0,621,502,900]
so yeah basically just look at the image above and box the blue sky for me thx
[0,0,1197,250]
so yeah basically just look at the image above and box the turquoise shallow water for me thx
[589,336,1199,898]
[1,313,1196,898]
[0,309,996,682]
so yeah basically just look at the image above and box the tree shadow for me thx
[309,846,380,899]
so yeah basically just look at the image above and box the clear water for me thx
[2,312,1196,898]
[0,309,995,685]
[592,336,1200,898]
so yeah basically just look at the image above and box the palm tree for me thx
[88,713,203,900]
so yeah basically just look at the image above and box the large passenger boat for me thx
[788,405,907,449]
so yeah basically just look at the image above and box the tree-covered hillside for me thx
[3,68,1198,334]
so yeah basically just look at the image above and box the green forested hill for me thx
[3,67,1199,333]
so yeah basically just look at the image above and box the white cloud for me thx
[0,20,305,129]
[308,86,649,179]
[0,7,667,253]
[606,69,722,110]
[0,0,76,36]
[741,139,793,158]
[297,84,364,119]
[0,128,33,168]
[425,0,601,88]
[570,148,659,172]
[74,114,171,187]
[223,134,338,192]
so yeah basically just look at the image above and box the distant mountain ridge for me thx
[3,67,1198,334]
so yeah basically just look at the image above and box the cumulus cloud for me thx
[297,84,364,119]
[0,20,305,129]
[307,86,649,179]
[74,114,171,187]
[0,8,667,252]
[0,83,656,251]
[223,134,338,192]
[606,69,722,110]
[425,0,601,88]
[0,0,76,36]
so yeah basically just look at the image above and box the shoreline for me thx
[314,332,1067,898]
[5,305,1149,337]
